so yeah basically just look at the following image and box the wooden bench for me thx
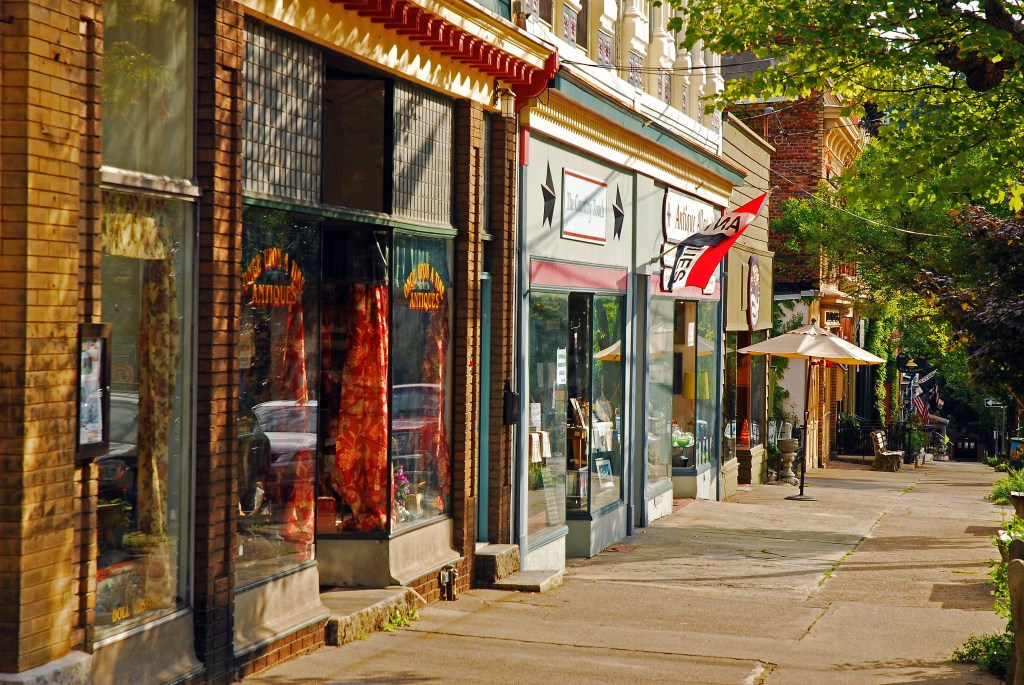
[870,430,904,472]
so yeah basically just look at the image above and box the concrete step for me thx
[474,543,520,585]
[489,569,563,593]
[320,586,425,646]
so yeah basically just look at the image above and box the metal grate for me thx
[393,81,453,226]
[243,22,323,204]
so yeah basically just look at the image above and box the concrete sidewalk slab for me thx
[245,461,1007,685]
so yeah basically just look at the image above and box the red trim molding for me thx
[333,0,559,108]
[530,260,627,292]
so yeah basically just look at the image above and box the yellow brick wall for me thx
[0,0,84,673]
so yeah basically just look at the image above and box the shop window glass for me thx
[237,208,320,587]
[645,298,674,490]
[589,295,624,510]
[390,234,453,530]
[749,331,768,447]
[565,293,591,513]
[670,301,698,468]
[317,231,453,534]
[103,0,193,179]
[96,191,192,636]
[722,331,738,461]
[318,230,390,535]
[527,293,569,537]
[695,299,721,466]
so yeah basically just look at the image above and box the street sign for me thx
[985,398,1006,408]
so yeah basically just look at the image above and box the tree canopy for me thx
[772,182,1024,405]
[665,0,1024,210]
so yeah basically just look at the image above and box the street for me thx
[246,461,1006,684]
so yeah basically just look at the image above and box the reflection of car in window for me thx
[391,384,441,458]
[97,392,139,506]
[251,400,318,506]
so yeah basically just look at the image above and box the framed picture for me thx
[595,458,614,490]
[77,323,111,462]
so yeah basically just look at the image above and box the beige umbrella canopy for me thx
[737,322,883,365]
[737,321,883,500]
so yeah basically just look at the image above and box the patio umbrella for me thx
[737,320,883,500]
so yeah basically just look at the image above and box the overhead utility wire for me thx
[561,56,777,72]
[769,168,951,238]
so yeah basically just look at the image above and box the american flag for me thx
[913,392,929,425]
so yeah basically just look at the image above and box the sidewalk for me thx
[245,460,1007,684]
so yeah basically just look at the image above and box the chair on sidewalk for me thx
[870,430,904,472]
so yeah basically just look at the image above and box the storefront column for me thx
[0,1,88,678]
[486,116,518,544]
[195,1,244,680]
[451,101,485,565]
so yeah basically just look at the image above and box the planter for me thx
[1010,491,1024,519]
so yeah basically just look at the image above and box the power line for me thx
[770,168,951,238]
[561,56,774,73]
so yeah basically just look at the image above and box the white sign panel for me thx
[562,170,608,244]
[663,188,716,244]
[556,348,567,386]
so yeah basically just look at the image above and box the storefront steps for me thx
[473,543,519,585]
[320,587,425,647]
[488,569,564,593]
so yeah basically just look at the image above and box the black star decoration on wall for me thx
[542,164,556,228]
[613,187,624,239]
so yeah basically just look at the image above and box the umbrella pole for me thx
[787,357,817,502]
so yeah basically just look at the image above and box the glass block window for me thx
[562,6,578,44]
[627,51,644,87]
[393,81,453,226]
[597,31,612,66]
[243,22,323,204]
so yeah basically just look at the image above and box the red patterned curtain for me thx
[137,258,180,537]
[279,299,308,405]
[334,284,390,532]
[419,297,450,513]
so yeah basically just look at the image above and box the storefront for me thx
[722,117,775,490]
[78,2,553,682]
[230,19,471,659]
[637,187,726,506]
[517,72,742,566]
[91,1,203,680]
[520,141,633,563]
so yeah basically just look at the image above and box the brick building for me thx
[1,0,554,682]
[1,0,766,681]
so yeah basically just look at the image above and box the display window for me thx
[527,290,625,530]
[645,299,675,490]
[238,211,454,579]
[237,208,321,587]
[526,294,569,538]
[647,296,720,472]
[96,191,192,636]
[103,0,194,179]
[317,231,453,534]
[725,330,767,451]
[695,299,721,465]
